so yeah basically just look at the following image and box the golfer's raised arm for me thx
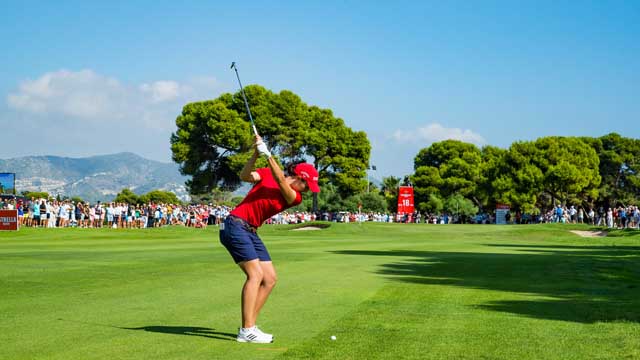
[239,139,262,183]
[266,157,298,205]
[253,136,297,204]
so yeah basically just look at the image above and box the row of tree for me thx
[170,85,639,215]
[22,189,181,206]
[411,133,639,215]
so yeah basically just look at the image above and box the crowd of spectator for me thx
[0,197,232,229]
[1,196,639,230]
[538,204,640,229]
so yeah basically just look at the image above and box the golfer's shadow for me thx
[122,325,237,341]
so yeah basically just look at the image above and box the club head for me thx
[230,62,236,69]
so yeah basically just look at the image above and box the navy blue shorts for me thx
[219,216,271,263]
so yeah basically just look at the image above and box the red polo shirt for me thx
[230,168,302,227]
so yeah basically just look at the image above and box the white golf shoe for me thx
[237,326,274,343]
[255,326,273,340]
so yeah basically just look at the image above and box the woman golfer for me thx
[220,135,320,343]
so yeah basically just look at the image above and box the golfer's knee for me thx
[262,273,277,289]
[246,269,264,283]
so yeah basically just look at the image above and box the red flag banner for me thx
[397,186,414,216]
[0,209,19,231]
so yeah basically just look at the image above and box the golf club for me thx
[230,62,259,136]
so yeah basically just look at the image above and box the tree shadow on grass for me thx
[121,326,237,341]
[332,245,640,323]
[57,319,237,341]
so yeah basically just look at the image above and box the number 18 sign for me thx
[397,186,414,216]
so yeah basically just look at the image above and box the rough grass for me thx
[1,223,639,359]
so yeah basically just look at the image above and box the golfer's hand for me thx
[255,138,272,158]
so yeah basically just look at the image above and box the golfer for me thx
[220,135,320,343]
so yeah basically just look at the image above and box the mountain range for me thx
[0,153,190,202]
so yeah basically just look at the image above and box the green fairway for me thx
[1,224,639,359]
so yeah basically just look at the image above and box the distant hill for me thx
[0,153,190,202]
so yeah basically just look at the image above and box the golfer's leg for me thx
[238,259,263,328]
[254,261,277,320]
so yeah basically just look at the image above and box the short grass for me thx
[1,223,639,359]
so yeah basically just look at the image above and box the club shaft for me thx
[232,66,259,136]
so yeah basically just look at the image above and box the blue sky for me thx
[1,1,638,178]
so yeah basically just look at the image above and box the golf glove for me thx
[256,140,272,158]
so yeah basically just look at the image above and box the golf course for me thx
[1,223,639,359]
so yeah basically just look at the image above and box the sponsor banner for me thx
[0,173,16,195]
[496,204,510,225]
[397,186,414,216]
[0,209,19,231]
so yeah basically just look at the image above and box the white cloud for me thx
[3,69,223,162]
[6,69,220,121]
[392,122,486,146]
[140,80,184,103]
[7,69,124,118]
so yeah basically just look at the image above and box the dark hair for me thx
[285,160,305,177]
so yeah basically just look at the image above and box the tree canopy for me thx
[114,189,181,205]
[171,85,370,198]
[113,188,140,204]
[409,135,621,214]
[585,133,640,207]
[380,176,401,213]
[411,140,483,212]
[139,190,181,205]
[22,191,50,200]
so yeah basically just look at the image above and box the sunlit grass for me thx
[1,223,638,359]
